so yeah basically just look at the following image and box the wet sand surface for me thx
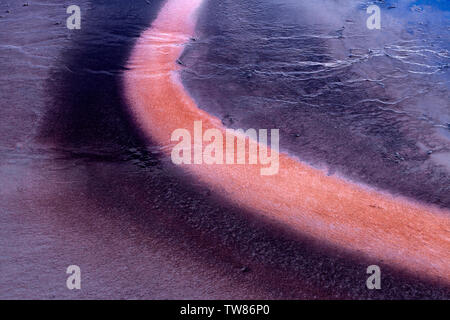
[1,0,449,299]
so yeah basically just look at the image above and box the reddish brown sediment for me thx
[123,0,450,283]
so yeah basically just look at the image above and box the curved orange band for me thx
[124,0,450,283]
